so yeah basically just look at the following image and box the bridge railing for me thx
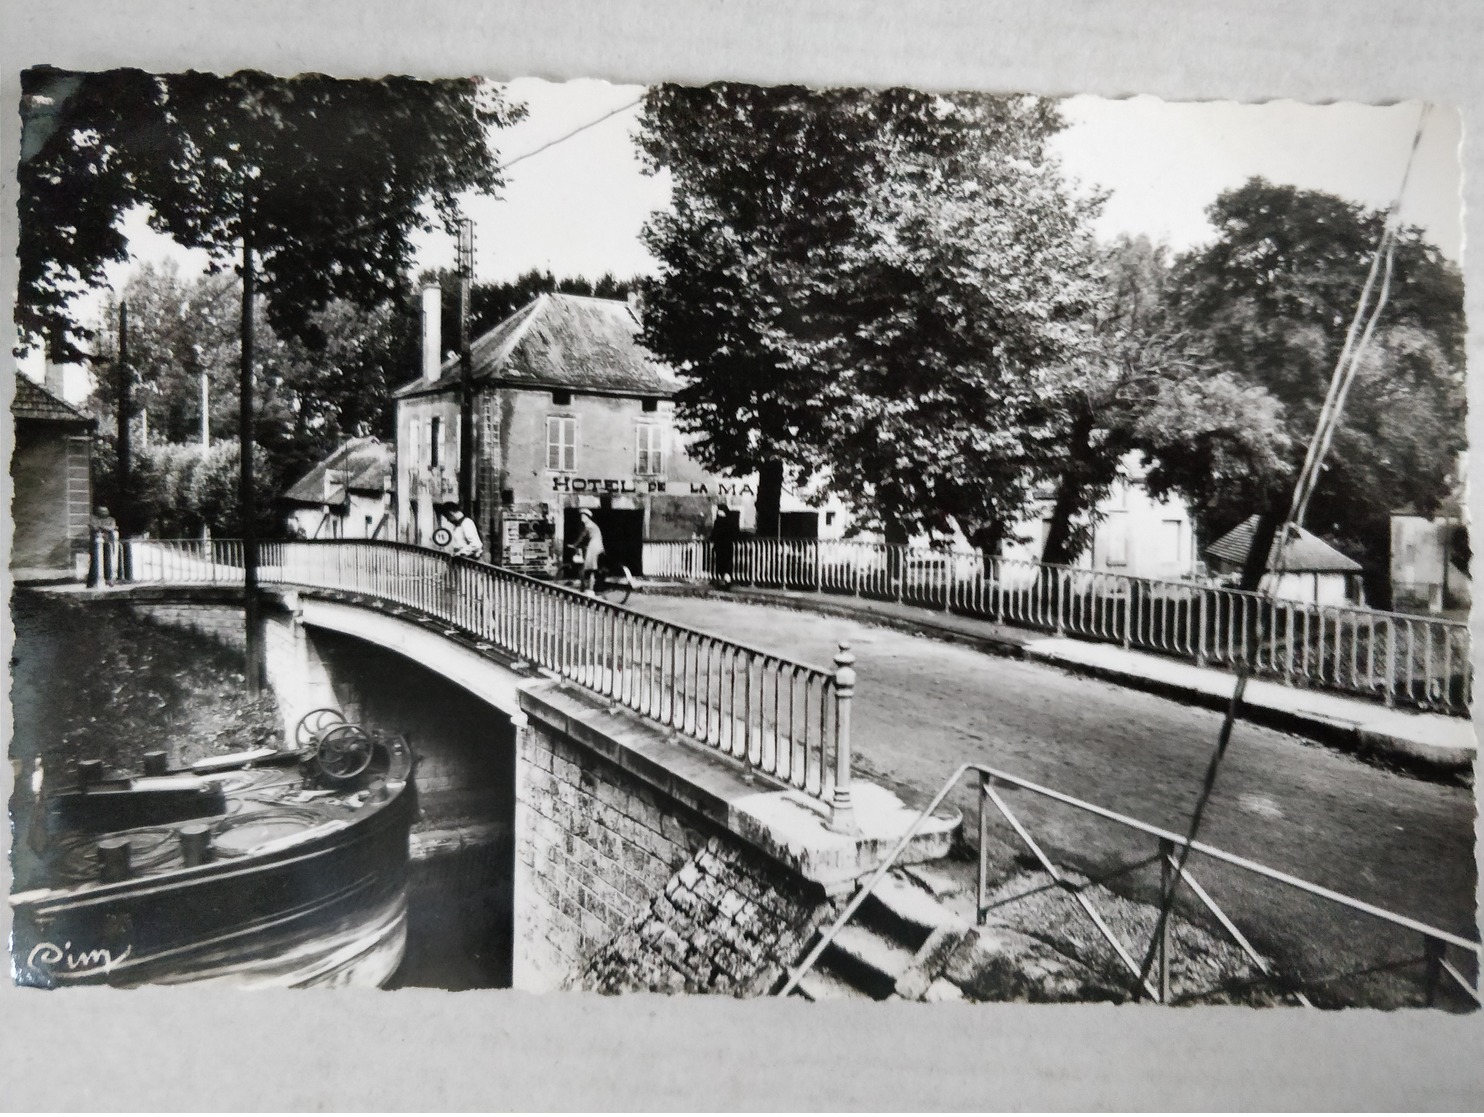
[643,538,1471,717]
[782,761,1482,1007]
[122,539,859,831]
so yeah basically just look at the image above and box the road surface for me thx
[626,592,1478,1002]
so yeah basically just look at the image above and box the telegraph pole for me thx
[457,216,476,519]
[240,197,262,697]
[116,300,132,533]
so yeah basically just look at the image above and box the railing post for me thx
[1124,581,1134,649]
[1422,934,1445,1007]
[827,641,858,835]
[1194,589,1207,667]
[1158,837,1175,1004]
[977,772,989,926]
[1384,618,1398,708]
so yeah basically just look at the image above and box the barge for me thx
[10,713,415,989]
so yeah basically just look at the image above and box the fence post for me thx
[1123,581,1134,649]
[827,641,858,835]
[1194,589,1207,667]
[1384,617,1397,708]
[813,540,822,594]
[1158,837,1175,1003]
[1422,934,1445,1007]
[977,773,990,926]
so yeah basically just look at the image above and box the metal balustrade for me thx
[116,538,858,829]
[782,761,1482,1007]
[644,538,1472,716]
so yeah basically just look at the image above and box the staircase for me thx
[789,865,975,1003]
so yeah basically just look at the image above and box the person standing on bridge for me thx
[572,508,605,594]
[436,502,483,560]
[710,502,736,588]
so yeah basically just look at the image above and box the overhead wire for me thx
[1132,102,1433,999]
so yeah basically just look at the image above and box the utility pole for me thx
[457,216,476,520]
[240,198,262,697]
[200,368,212,543]
[116,300,132,534]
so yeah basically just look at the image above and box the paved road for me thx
[626,593,1478,1002]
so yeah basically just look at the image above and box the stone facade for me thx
[513,714,706,988]
[582,835,832,996]
[128,600,247,651]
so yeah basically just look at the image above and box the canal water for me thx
[9,589,511,990]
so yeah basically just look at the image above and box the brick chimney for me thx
[421,285,442,383]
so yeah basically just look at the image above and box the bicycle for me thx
[562,547,636,605]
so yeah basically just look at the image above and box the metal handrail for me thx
[114,538,859,831]
[779,761,1482,1006]
[644,538,1471,716]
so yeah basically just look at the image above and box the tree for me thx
[1034,236,1293,568]
[19,67,524,688]
[1169,179,1465,598]
[635,84,1100,548]
[85,264,416,526]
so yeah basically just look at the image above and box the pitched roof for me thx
[1205,515,1363,574]
[12,375,92,425]
[281,437,393,505]
[393,293,679,401]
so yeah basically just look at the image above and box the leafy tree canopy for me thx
[18,66,524,360]
[636,83,1101,547]
[1167,179,1466,592]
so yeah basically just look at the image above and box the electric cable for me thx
[1132,103,1432,999]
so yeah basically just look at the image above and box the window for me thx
[1105,516,1128,566]
[429,416,442,468]
[1160,519,1183,564]
[481,394,500,455]
[552,390,572,406]
[636,422,666,475]
[641,397,659,413]
[407,418,422,472]
[547,415,577,471]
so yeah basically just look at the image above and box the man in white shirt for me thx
[436,502,490,632]
[437,502,483,559]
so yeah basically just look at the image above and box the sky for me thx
[34,78,1463,398]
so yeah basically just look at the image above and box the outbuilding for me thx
[1205,515,1365,606]
[280,436,394,540]
[10,375,93,581]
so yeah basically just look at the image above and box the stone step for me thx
[900,861,972,900]
[824,923,917,1000]
[859,870,965,950]
[791,963,872,1002]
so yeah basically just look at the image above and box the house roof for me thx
[392,293,679,401]
[281,436,393,505]
[1205,515,1363,574]
[12,375,92,425]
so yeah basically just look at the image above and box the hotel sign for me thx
[549,475,756,497]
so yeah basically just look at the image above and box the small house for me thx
[1205,515,1364,606]
[280,436,394,540]
[10,374,93,581]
